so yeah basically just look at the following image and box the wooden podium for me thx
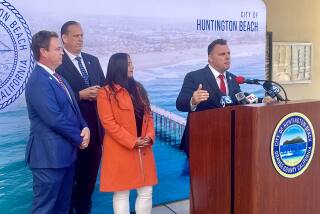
[189,100,320,214]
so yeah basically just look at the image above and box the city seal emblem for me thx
[271,112,315,178]
[0,1,34,110]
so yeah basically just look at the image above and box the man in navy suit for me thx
[176,39,241,157]
[56,21,105,214]
[25,30,90,214]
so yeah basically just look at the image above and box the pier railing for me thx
[151,105,186,147]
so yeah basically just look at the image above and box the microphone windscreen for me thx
[246,94,258,104]
[262,81,272,89]
[235,76,245,84]
[235,92,246,101]
[220,96,233,107]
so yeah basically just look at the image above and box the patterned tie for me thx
[53,72,72,102]
[75,56,90,87]
[218,74,227,95]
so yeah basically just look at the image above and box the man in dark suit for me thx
[56,21,105,214]
[176,39,241,157]
[25,30,90,214]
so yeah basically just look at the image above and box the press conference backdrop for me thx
[0,0,266,213]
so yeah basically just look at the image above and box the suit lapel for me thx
[203,66,237,96]
[62,52,87,87]
[62,79,79,113]
[37,65,77,112]
[37,65,64,93]
[59,77,78,112]
[203,65,222,96]
[226,72,236,95]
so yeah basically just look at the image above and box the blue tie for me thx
[75,56,90,87]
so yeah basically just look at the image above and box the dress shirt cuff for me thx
[190,98,197,111]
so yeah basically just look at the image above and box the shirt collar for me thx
[37,62,55,76]
[64,48,82,61]
[208,64,226,79]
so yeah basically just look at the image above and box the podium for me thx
[189,100,320,214]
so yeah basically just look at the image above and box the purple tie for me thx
[53,72,70,97]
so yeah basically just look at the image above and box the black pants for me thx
[70,141,102,214]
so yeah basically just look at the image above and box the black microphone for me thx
[220,96,234,107]
[235,76,261,85]
[237,76,288,101]
[235,92,249,104]
[262,81,285,101]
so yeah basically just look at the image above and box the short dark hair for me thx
[60,21,80,37]
[208,39,227,55]
[31,30,58,61]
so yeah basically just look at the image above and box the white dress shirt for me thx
[208,64,229,95]
[64,49,88,77]
[190,65,229,111]
[37,62,57,81]
[37,62,72,100]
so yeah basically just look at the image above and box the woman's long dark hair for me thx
[104,53,151,115]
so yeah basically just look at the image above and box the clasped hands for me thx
[79,127,90,149]
[134,136,152,149]
[191,84,209,106]
[79,85,101,101]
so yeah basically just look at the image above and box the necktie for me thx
[53,72,72,102]
[75,56,90,87]
[218,74,227,95]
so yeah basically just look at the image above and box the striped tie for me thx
[53,72,69,94]
[52,72,73,104]
[75,56,90,87]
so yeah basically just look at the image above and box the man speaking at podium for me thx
[176,39,241,157]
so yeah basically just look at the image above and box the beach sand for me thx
[97,42,264,74]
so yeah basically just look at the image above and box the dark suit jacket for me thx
[25,65,87,168]
[56,52,105,144]
[176,65,241,156]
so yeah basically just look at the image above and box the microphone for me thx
[220,96,234,107]
[245,93,259,104]
[237,76,288,101]
[235,92,249,104]
[262,81,285,101]
[235,76,261,85]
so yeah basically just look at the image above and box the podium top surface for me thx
[239,99,320,108]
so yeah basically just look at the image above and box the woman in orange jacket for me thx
[97,53,157,214]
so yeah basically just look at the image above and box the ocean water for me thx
[0,103,32,213]
[0,54,264,213]
[137,54,265,116]
[280,143,307,166]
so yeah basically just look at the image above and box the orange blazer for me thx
[97,84,157,192]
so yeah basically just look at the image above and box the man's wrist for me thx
[191,96,196,105]
[79,91,83,100]
[190,97,197,111]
